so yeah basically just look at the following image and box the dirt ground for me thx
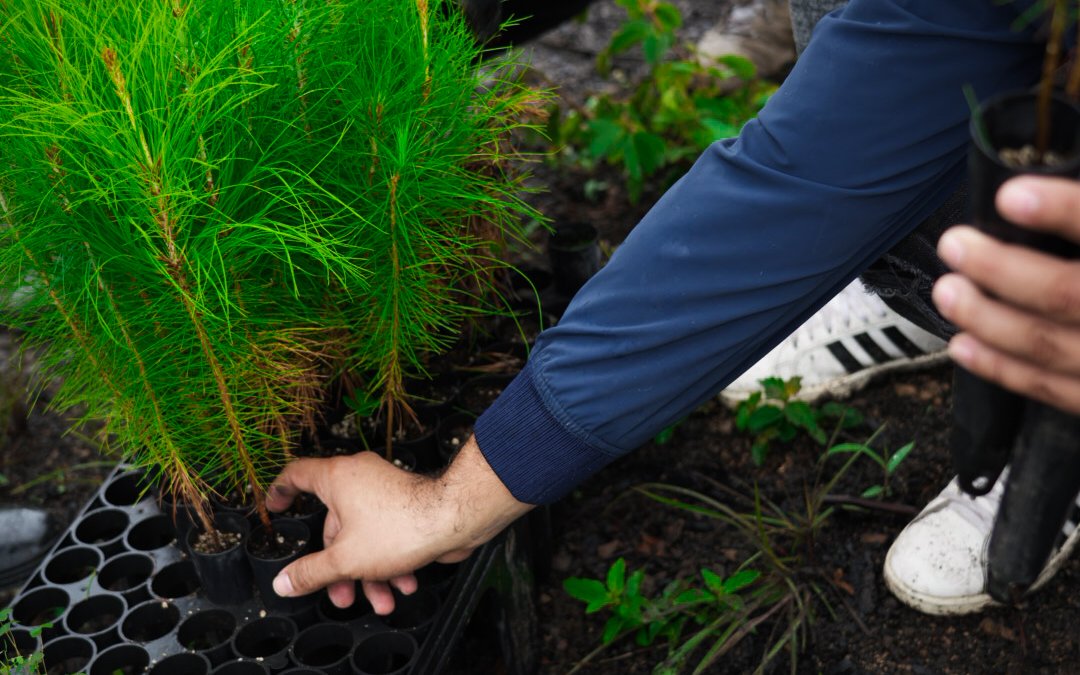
[5,2,1080,674]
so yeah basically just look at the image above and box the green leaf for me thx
[642,33,666,67]
[784,400,819,433]
[631,131,667,176]
[607,20,651,57]
[886,441,916,474]
[564,577,610,611]
[715,53,757,80]
[826,442,883,467]
[627,568,645,597]
[751,438,769,466]
[746,405,783,432]
[602,616,625,644]
[654,425,676,445]
[701,568,724,594]
[777,425,797,442]
[722,569,760,593]
[607,558,627,594]
[760,377,787,400]
[586,118,626,160]
[861,485,884,498]
[700,118,739,142]
[653,3,682,30]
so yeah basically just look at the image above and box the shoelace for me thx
[924,474,1007,535]
[789,281,890,349]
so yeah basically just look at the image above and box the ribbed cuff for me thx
[473,361,618,505]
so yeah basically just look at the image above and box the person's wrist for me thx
[433,435,534,552]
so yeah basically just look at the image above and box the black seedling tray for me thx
[3,466,538,675]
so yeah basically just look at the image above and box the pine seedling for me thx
[0,0,544,532]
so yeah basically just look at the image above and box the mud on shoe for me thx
[720,280,947,407]
[883,471,1080,615]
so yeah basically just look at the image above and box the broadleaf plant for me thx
[0,0,544,532]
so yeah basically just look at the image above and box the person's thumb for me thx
[272,549,344,598]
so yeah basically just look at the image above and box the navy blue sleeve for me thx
[475,0,1046,504]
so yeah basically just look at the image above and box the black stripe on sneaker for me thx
[883,326,926,359]
[855,333,892,365]
[827,341,864,374]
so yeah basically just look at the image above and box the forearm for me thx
[477,0,1045,505]
[436,435,534,550]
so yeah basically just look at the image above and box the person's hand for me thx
[265,436,532,614]
[933,175,1080,414]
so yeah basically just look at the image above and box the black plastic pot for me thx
[95,552,154,607]
[102,469,154,508]
[278,493,329,550]
[547,222,600,298]
[382,588,440,640]
[150,558,202,601]
[41,634,95,675]
[315,587,373,624]
[187,511,253,606]
[245,518,313,614]
[158,489,197,554]
[64,593,125,649]
[11,586,68,643]
[1,624,38,661]
[177,608,238,667]
[351,631,417,675]
[120,598,181,644]
[962,89,1080,602]
[72,508,130,558]
[126,514,177,552]
[88,642,149,675]
[148,652,211,675]
[231,615,296,672]
[42,546,102,587]
[212,661,270,675]
[987,402,1080,602]
[968,90,1080,255]
[290,622,354,675]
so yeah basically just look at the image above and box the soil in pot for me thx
[41,635,95,675]
[187,512,252,606]
[456,375,513,416]
[246,524,307,559]
[245,519,312,613]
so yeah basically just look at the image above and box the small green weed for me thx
[564,558,763,675]
[734,377,863,465]
[825,439,915,499]
[0,608,44,675]
[546,0,775,201]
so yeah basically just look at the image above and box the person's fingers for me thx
[947,332,1080,416]
[266,458,326,512]
[361,580,396,615]
[997,176,1080,238]
[933,273,1080,375]
[322,511,341,549]
[937,227,1080,324]
[273,548,347,598]
[389,573,417,596]
[327,579,355,609]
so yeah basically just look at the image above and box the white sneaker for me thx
[719,280,948,407]
[884,471,1080,615]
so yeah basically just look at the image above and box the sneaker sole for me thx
[883,497,1080,616]
[719,349,950,409]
